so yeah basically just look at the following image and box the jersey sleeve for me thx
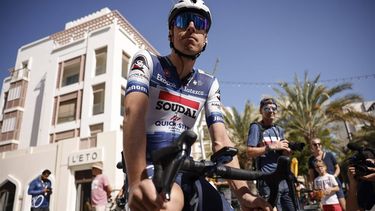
[204,78,224,127]
[125,50,153,96]
[247,123,261,147]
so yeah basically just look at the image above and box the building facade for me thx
[0,8,199,210]
[333,100,375,145]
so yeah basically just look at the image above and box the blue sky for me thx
[1,0,374,111]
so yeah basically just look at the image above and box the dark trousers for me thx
[258,179,296,211]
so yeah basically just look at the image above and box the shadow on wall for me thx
[30,74,46,147]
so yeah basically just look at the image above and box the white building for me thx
[333,100,375,144]
[0,8,171,210]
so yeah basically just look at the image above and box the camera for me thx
[347,143,375,178]
[289,142,305,151]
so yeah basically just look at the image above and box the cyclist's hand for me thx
[128,179,164,211]
[239,193,272,211]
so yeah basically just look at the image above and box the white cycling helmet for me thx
[168,0,212,32]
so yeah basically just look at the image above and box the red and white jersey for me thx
[125,50,224,161]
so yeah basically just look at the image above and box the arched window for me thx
[0,180,16,211]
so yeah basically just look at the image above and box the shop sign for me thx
[68,148,103,166]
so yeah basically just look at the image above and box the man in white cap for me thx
[91,163,112,211]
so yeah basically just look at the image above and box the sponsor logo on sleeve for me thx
[215,89,221,101]
[130,55,148,73]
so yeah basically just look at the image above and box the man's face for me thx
[260,103,277,121]
[170,12,208,56]
[311,139,322,152]
[41,174,50,181]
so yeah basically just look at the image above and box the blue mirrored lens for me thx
[174,12,209,31]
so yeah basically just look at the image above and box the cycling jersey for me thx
[125,49,224,162]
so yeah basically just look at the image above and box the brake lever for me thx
[152,130,197,200]
[210,146,238,165]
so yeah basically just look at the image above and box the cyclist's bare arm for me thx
[209,123,272,211]
[124,92,163,210]
[124,92,148,189]
[123,92,183,211]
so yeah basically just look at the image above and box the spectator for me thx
[91,163,112,211]
[247,97,296,211]
[346,159,375,211]
[313,160,342,211]
[308,138,346,210]
[295,176,306,197]
[27,169,52,211]
[295,176,307,208]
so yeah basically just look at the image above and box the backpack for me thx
[249,122,265,171]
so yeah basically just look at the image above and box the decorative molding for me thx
[50,9,159,55]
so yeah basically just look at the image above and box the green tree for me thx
[223,101,260,169]
[273,72,365,174]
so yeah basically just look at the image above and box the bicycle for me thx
[151,130,296,210]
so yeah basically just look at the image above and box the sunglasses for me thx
[263,105,277,113]
[174,12,209,31]
[313,143,321,147]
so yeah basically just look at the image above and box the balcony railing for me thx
[10,67,30,82]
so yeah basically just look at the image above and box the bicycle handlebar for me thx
[179,155,290,207]
[152,130,197,200]
[151,130,292,208]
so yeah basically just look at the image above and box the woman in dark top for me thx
[308,138,346,211]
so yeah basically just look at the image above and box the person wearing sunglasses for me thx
[307,138,346,211]
[123,0,272,210]
[247,97,297,211]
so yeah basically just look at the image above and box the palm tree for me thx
[273,72,366,174]
[223,101,260,169]
[274,72,364,147]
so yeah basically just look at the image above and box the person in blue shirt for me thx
[27,169,52,211]
[247,98,296,211]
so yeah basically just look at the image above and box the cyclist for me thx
[123,0,272,210]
